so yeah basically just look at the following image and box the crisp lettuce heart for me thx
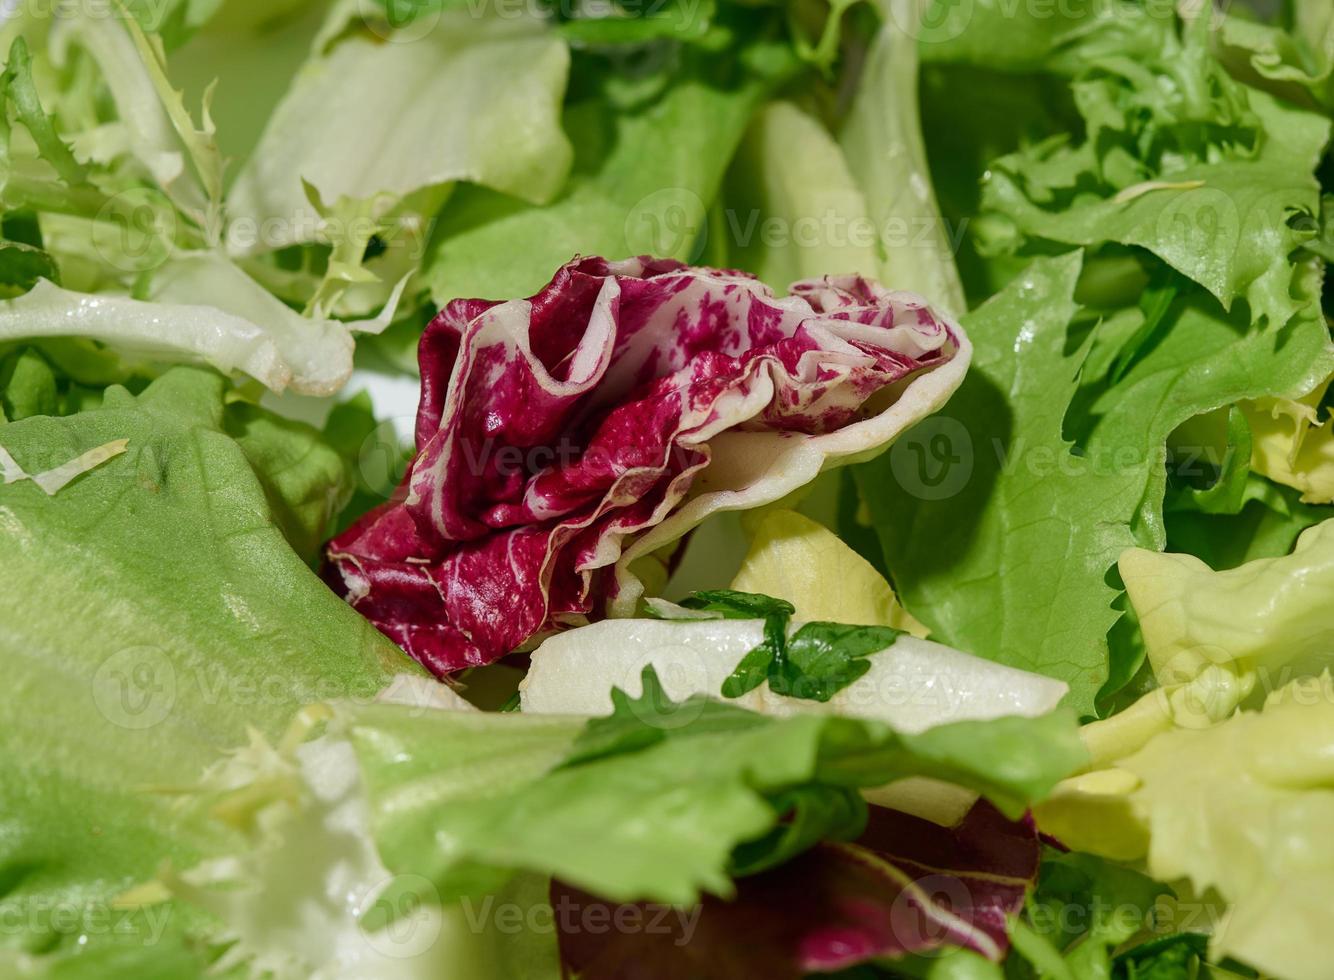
[1244,374,1334,505]
[723,101,879,290]
[1037,676,1334,980]
[325,256,969,675]
[1120,517,1334,688]
[839,0,966,316]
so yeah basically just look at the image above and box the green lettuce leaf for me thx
[226,9,572,255]
[342,670,1084,910]
[857,254,1120,712]
[856,245,1333,714]
[1221,0,1334,109]
[0,367,417,969]
[424,28,796,303]
[721,100,878,289]
[840,0,965,314]
[1165,471,1331,571]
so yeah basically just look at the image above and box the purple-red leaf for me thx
[554,802,1038,979]
[324,256,965,675]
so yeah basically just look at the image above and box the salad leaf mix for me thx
[1,0,1332,978]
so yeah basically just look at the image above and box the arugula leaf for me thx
[679,589,796,699]
[685,590,902,703]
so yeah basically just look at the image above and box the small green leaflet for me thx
[770,623,904,702]
[679,589,796,619]
[722,641,779,699]
[678,589,905,703]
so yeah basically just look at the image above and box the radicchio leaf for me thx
[553,801,1039,979]
[324,256,968,675]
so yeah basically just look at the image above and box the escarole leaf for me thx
[0,269,354,396]
[0,367,417,972]
[228,8,572,255]
[52,3,224,228]
[969,5,1331,329]
[342,669,1083,910]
